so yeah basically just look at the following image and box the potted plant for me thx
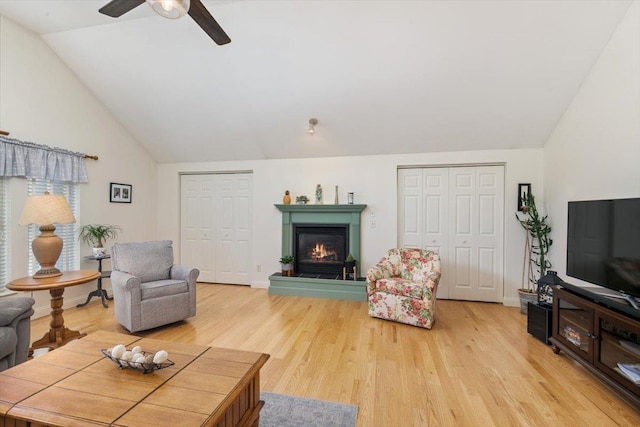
[279,255,294,276]
[515,192,552,314]
[343,253,356,280]
[296,195,309,205]
[78,224,122,257]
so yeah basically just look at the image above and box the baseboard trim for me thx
[32,292,105,320]
[503,296,520,307]
[251,280,270,289]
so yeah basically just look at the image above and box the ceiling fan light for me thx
[147,0,190,19]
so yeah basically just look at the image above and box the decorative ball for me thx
[121,351,133,361]
[131,352,143,362]
[111,344,126,359]
[129,356,144,368]
[144,354,155,364]
[131,346,142,354]
[153,350,169,364]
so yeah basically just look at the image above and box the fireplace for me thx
[271,203,367,301]
[294,224,349,277]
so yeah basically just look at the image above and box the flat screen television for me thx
[567,198,640,305]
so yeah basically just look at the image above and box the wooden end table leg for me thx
[31,287,86,352]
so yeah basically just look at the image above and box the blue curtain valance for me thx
[0,135,88,183]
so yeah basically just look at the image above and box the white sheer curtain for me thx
[0,135,88,183]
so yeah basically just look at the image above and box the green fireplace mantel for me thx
[272,203,368,301]
[275,204,367,214]
[275,204,367,268]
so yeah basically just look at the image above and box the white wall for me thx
[158,148,543,306]
[0,16,158,318]
[15,0,634,313]
[543,2,640,283]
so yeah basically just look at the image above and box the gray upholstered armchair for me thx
[0,296,35,371]
[110,240,199,333]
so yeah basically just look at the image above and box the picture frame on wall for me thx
[518,183,531,211]
[110,183,132,203]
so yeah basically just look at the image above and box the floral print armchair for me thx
[367,248,441,329]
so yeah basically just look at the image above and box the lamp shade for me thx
[147,0,190,19]
[18,193,76,226]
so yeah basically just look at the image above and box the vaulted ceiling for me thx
[0,1,632,163]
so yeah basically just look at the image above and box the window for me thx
[0,178,8,287]
[27,180,80,275]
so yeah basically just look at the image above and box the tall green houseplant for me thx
[516,193,552,312]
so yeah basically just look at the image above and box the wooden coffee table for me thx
[0,331,270,427]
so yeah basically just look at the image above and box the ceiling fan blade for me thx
[188,0,231,45]
[99,0,145,18]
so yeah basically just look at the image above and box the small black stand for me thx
[527,301,552,344]
[77,255,112,308]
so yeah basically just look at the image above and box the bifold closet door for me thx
[181,175,216,282]
[180,173,252,285]
[448,166,504,302]
[398,168,450,299]
[215,174,252,285]
[398,166,504,302]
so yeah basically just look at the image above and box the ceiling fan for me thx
[99,0,231,45]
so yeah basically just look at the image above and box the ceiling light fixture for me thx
[308,118,318,134]
[147,0,190,19]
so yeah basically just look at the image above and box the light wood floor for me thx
[30,284,640,426]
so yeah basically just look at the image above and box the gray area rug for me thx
[260,391,358,427]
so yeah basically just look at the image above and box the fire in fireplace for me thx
[293,224,349,277]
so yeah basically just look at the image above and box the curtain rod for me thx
[0,131,99,160]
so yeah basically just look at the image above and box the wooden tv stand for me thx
[550,285,640,409]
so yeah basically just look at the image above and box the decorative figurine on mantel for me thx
[283,190,291,205]
[315,184,323,204]
[334,185,339,204]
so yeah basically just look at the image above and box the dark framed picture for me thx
[110,183,132,203]
[518,183,531,211]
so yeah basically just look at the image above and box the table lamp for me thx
[18,192,76,278]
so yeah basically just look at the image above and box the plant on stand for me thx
[279,255,294,277]
[78,224,122,257]
[343,253,356,280]
[515,192,552,314]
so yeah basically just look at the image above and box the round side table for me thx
[7,270,101,352]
